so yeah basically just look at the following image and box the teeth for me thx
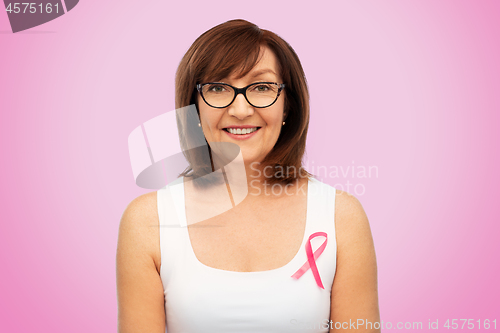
[227,127,258,135]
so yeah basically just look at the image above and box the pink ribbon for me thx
[291,232,328,289]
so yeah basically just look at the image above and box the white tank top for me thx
[157,176,337,333]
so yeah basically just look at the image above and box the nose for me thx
[227,92,254,119]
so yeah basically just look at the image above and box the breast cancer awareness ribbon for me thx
[291,232,328,289]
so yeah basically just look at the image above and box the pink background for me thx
[1,1,498,332]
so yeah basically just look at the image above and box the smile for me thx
[223,127,261,140]
[224,127,259,135]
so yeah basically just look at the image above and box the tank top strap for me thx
[307,177,337,236]
[157,177,189,286]
[301,177,337,291]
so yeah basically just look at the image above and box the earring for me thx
[198,123,201,127]
[282,121,285,125]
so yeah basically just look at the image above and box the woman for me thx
[117,19,380,333]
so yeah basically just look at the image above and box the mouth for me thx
[223,127,261,135]
[222,126,262,140]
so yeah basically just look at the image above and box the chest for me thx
[186,194,308,272]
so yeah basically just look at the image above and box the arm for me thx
[330,190,380,333]
[116,192,166,333]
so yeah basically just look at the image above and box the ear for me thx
[282,93,289,121]
[283,111,288,122]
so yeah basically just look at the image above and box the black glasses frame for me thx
[196,82,285,109]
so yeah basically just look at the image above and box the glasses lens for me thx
[201,84,234,107]
[246,83,280,107]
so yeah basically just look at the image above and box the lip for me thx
[223,127,261,140]
[222,125,260,129]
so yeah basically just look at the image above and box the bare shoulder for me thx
[120,191,158,223]
[329,189,380,331]
[118,191,161,273]
[333,188,377,272]
[117,191,166,332]
[334,189,372,243]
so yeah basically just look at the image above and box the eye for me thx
[207,84,227,93]
[252,84,271,92]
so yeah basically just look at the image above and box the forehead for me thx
[231,47,279,79]
[207,46,281,83]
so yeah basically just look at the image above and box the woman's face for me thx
[197,46,286,166]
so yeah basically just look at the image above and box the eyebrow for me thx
[248,69,277,79]
[216,68,278,84]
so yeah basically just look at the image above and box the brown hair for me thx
[175,19,312,185]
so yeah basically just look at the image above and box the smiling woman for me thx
[175,20,311,186]
[117,19,381,333]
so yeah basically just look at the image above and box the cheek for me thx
[198,109,223,140]
[197,97,211,124]
[198,104,212,126]
[264,108,285,128]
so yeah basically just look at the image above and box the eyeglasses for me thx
[196,82,285,109]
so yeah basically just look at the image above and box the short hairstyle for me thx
[175,19,312,185]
